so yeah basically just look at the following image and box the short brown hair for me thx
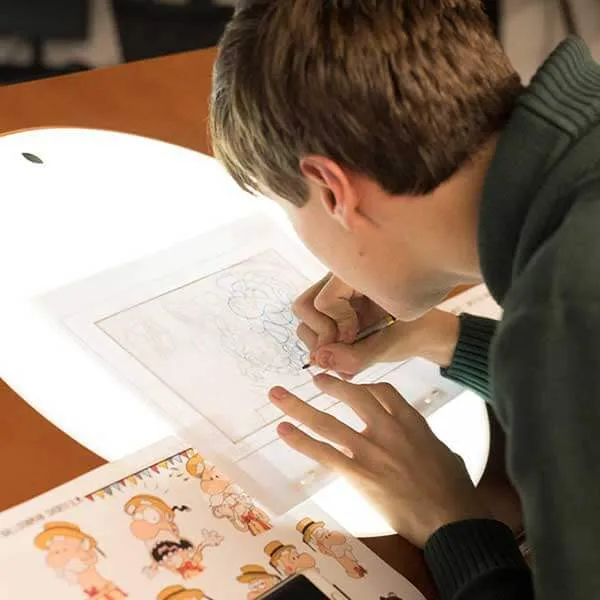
[210,1,522,207]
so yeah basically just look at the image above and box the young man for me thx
[210,2,600,599]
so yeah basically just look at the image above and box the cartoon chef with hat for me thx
[236,564,281,599]
[157,585,214,600]
[296,518,367,579]
[264,539,316,577]
[34,521,127,599]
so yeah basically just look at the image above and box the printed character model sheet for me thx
[0,439,426,600]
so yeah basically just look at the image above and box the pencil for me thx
[301,314,397,369]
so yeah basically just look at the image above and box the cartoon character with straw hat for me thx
[236,564,281,599]
[157,585,215,600]
[186,453,272,536]
[263,540,316,577]
[296,518,367,579]
[34,521,127,599]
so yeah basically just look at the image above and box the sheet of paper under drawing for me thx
[0,440,426,600]
[39,214,465,512]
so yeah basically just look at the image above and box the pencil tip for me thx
[302,363,311,370]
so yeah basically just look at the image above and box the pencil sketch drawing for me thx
[122,316,177,359]
[97,250,316,444]
[211,267,307,383]
[156,252,309,385]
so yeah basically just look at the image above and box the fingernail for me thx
[277,422,296,436]
[270,387,288,402]
[318,351,334,369]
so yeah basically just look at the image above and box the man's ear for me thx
[299,156,359,231]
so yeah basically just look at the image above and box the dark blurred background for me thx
[0,0,236,84]
[0,0,577,86]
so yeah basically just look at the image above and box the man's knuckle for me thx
[315,412,339,434]
[312,295,330,313]
[291,300,304,318]
[314,439,333,458]
[296,323,313,341]
[316,321,337,341]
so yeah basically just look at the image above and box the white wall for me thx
[503,0,600,82]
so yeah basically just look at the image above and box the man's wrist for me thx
[416,310,460,368]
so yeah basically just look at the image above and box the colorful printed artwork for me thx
[186,454,272,536]
[236,564,281,600]
[264,540,317,577]
[124,495,223,580]
[34,522,127,599]
[157,585,215,600]
[0,445,425,600]
[296,518,367,579]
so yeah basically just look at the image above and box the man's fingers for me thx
[314,277,359,344]
[312,374,389,425]
[276,422,357,475]
[314,332,382,374]
[313,320,413,374]
[296,323,318,353]
[293,276,338,347]
[368,382,413,420]
[269,386,363,449]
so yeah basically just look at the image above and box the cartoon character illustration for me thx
[125,495,223,580]
[186,454,272,536]
[34,522,127,599]
[264,540,316,577]
[296,518,367,579]
[157,585,215,600]
[236,564,281,599]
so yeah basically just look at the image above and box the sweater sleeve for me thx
[424,520,533,600]
[440,314,497,399]
[490,304,600,599]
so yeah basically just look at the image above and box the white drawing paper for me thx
[97,251,317,445]
[39,214,464,513]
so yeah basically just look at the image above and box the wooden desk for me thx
[0,49,439,599]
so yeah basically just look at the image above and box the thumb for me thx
[314,319,415,375]
[314,335,382,376]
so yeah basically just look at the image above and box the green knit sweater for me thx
[424,37,600,600]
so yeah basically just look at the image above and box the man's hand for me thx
[293,274,460,377]
[270,375,489,548]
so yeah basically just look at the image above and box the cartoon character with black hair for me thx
[125,495,223,579]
